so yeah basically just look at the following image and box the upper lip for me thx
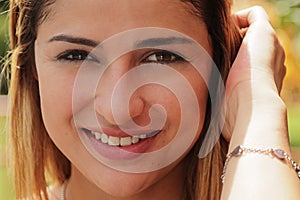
[82,127,160,138]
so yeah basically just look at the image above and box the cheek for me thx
[37,64,77,136]
[141,76,208,141]
[183,69,209,142]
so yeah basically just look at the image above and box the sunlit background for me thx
[0,0,299,199]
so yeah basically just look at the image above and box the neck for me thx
[66,161,186,200]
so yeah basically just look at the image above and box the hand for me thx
[222,6,287,140]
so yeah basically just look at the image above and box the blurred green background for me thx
[0,0,299,199]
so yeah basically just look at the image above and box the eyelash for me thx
[141,50,185,64]
[56,49,99,63]
[56,49,185,65]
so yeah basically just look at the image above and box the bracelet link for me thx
[221,146,300,184]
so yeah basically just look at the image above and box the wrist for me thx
[226,81,286,126]
[236,90,287,128]
[227,87,290,151]
[227,79,282,109]
[228,106,290,156]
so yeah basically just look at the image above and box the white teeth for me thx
[87,130,159,146]
[108,136,120,146]
[120,137,132,146]
[139,134,147,139]
[95,132,101,140]
[101,133,108,144]
[132,136,140,144]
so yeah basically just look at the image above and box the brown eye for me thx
[57,50,99,63]
[143,51,184,64]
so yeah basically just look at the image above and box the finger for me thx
[232,6,270,29]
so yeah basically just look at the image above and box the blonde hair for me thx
[8,1,69,199]
[7,0,241,199]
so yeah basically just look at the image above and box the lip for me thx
[79,128,161,160]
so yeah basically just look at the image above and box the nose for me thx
[94,57,145,125]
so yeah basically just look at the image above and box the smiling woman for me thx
[6,0,300,200]
[8,1,234,199]
[32,0,229,199]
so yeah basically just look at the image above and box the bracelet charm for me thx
[272,149,286,159]
[221,145,300,184]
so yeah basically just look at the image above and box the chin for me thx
[81,158,177,198]
[95,171,158,198]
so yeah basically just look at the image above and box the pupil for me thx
[157,52,172,62]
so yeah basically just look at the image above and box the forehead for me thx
[38,0,210,52]
[46,0,195,21]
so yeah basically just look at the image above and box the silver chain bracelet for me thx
[221,145,300,184]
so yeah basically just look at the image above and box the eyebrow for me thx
[48,35,193,49]
[48,35,98,47]
[135,37,193,48]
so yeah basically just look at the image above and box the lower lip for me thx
[82,129,159,160]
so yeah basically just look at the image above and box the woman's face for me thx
[35,0,212,198]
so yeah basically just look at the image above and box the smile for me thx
[82,128,161,147]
